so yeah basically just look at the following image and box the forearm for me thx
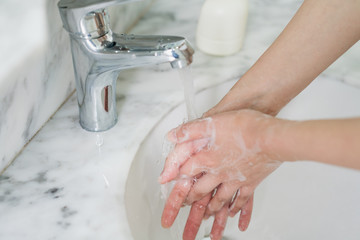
[268,118,360,170]
[210,0,360,116]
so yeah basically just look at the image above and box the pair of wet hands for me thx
[158,110,281,240]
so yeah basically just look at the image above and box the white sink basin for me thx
[125,78,360,240]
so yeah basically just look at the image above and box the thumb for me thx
[167,117,215,144]
[159,138,210,184]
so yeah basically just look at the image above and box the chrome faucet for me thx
[58,0,194,132]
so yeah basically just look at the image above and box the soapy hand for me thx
[181,189,254,240]
[160,110,282,239]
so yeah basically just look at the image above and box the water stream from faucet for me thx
[160,66,198,202]
[95,133,110,188]
[160,65,198,187]
[160,67,212,240]
[178,67,198,121]
[96,133,104,147]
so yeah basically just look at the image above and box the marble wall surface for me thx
[0,0,153,173]
[0,0,359,239]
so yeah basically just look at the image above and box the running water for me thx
[160,67,211,240]
[178,67,198,121]
[95,133,110,188]
[160,67,199,200]
[96,133,104,147]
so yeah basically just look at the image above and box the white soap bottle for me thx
[196,0,248,56]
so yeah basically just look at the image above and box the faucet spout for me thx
[60,5,195,131]
[73,33,194,132]
[94,33,194,71]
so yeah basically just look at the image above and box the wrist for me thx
[260,117,298,163]
[206,74,292,118]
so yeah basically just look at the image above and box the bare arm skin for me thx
[269,117,360,169]
[162,112,360,239]
[207,0,360,117]
[160,1,360,239]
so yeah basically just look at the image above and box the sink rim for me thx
[125,77,360,240]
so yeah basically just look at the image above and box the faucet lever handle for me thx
[58,0,141,38]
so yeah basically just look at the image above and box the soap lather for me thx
[196,0,248,56]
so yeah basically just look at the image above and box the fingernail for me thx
[167,129,177,142]
[158,171,169,184]
[158,175,163,183]
[158,168,164,183]
[161,218,171,228]
[204,209,212,219]
[239,222,247,232]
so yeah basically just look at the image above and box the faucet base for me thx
[78,72,119,132]
[80,119,118,132]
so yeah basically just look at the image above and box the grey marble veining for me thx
[0,0,359,239]
[0,0,154,173]
[0,88,182,239]
[129,0,359,91]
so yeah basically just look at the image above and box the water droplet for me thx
[102,174,110,188]
[96,134,104,147]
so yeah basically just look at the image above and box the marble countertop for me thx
[0,0,153,173]
[0,0,359,239]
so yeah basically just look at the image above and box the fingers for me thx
[159,138,210,184]
[205,181,240,218]
[238,195,254,231]
[183,193,212,240]
[186,174,220,204]
[179,151,210,178]
[209,204,229,240]
[167,117,215,143]
[229,186,254,217]
[161,178,192,228]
